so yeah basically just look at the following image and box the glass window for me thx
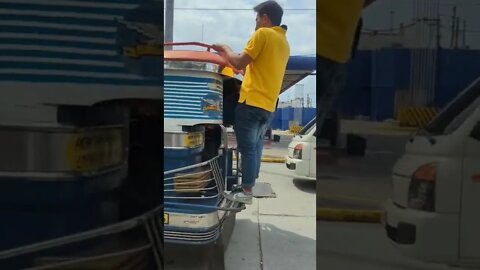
[426,79,480,135]
[299,117,316,135]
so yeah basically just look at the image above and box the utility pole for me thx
[450,6,456,48]
[389,10,395,32]
[454,16,460,49]
[165,0,174,50]
[462,20,467,49]
[436,18,441,48]
[436,1,441,48]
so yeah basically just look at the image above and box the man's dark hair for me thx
[254,1,283,26]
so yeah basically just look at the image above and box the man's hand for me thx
[212,44,228,54]
[212,43,252,71]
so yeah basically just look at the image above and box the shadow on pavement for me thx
[317,222,456,270]
[227,219,316,270]
[292,178,316,194]
[165,242,221,270]
[317,247,443,270]
[316,175,340,180]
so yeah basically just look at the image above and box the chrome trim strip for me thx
[0,164,126,180]
[164,61,220,73]
[165,228,219,236]
[164,170,213,181]
[164,185,218,193]
[164,229,218,238]
[164,178,213,187]
[164,231,219,244]
[0,124,125,132]
[164,131,204,148]
[164,231,218,239]
[164,156,218,175]
[0,126,127,172]
[164,194,219,200]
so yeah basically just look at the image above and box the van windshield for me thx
[426,78,480,135]
[299,117,316,135]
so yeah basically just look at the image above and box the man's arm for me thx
[212,44,252,71]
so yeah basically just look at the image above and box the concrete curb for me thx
[317,208,385,223]
[377,126,417,132]
[261,157,286,163]
[233,157,286,163]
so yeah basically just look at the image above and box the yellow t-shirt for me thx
[317,0,364,63]
[240,26,290,112]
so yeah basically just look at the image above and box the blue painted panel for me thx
[435,49,480,107]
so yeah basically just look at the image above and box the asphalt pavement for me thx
[317,134,410,210]
[225,162,316,270]
[317,221,468,270]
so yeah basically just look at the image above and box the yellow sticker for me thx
[66,129,124,172]
[183,133,203,148]
[203,105,221,113]
[164,213,169,224]
[136,45,162,56]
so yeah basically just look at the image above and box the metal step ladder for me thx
[229,144,276,199]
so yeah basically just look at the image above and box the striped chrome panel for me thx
[164,226,220,245]
[0,0,162,86]
[164,74,223,120]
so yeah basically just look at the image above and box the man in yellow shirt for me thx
[213,0,290,204]
[316,0,375,152]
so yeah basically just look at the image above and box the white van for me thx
[384,78,480,268]
[285,118,316,179]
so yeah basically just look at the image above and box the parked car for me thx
[285,118,316,179]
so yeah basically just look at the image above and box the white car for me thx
[384,78,480,268]
[285,118,316,179]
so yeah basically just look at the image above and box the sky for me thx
[165,0,316,106]
[363,0,480,49]
[165,0,480,108]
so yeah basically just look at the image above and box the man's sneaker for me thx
[230,184,244,193]
[224,190,253,205]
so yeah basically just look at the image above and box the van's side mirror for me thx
[471,122,480,141]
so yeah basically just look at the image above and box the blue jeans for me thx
[234,103,273,188]
[316,56,347,135]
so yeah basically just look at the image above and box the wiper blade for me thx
[416,127,437,145]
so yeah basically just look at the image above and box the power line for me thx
[441,3,480,7]
[165,8,315,11]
